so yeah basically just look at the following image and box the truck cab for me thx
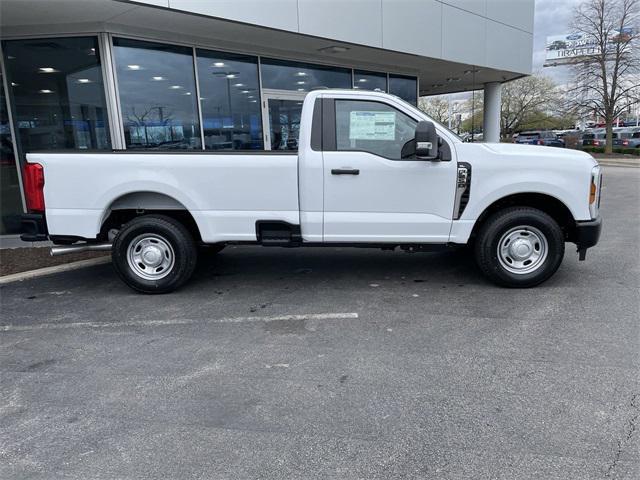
[21,90,602,293]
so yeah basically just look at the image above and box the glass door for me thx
[261,90,306,150]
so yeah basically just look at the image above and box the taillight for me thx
[537,139,544,145]
[622,140,629,146]
[23,162,45,212]
[593,140,600,146]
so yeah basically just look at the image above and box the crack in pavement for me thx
[605,393,639,478]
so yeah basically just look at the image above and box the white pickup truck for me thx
[20,89,602,293]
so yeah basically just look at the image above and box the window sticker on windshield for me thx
[349,111,396,141]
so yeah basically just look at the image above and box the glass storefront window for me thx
[353,70,387,92]
[0,71,23,234]
[2,37,111,155]
[113,38,201,150]
[196,49,262,150]
[389,74,418,105]
[261,58,351,92]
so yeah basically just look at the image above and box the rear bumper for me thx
[20,213,48,242]
[574,216,602,259]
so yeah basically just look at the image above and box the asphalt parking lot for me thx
[1,166,638,480]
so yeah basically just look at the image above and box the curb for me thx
[598,161,640,168]
[0,256,111,285]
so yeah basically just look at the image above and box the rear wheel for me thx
[112,215,197,294]
[474,207,565,287]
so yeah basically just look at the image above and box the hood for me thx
[465,142,598,166]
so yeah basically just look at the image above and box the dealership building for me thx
[0,0,534,236]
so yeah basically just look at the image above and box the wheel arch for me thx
[469,192,577,243]
[99,191,202,242]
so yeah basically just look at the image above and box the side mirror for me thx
[415,121,439,160]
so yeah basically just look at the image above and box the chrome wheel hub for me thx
[497,226,548,275]
[127,234,175,280]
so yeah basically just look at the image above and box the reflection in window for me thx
[268,99,302,151]
[2,36,111,156]
[335,100,417,160]
[113,38,201,149]
[196,50,263,150]
[1,71,23,234]
[389,74,418,105]
[261,58,351,92]
[353,70,387,92]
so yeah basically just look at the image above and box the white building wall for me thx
[135,0,534,75]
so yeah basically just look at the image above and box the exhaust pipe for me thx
[50,243,112,256]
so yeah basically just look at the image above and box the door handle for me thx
[331,168,360,175]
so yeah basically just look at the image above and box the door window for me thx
[335,100,417,160]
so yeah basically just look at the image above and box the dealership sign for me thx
[544,29,634,66]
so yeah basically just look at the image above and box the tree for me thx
[570,0,639,153]
[500,75,558,138]
[418,96,449,124]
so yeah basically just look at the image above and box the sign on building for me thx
[544,28,633,67]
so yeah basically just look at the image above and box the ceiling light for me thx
[297,88,305,92]
[225,74,236,78]
[241,90,250,93]
[213,62,225,67]
[77,78,91,83]
[89,48,96,55]
[358,78,368,83]
[39,89,53,94]
[250,100,257,103]
[169,85,182,89]
[296,81,306,85]
[318,45,350,54]
[184,92,191,95]
[295,72,307,77]
[247,95,255,99]
[127,65,141,70]
[447,77,461,82]
[233,83,244,87]
[152,76,165,81]
[38,67,57,73]
[11,82,18,87]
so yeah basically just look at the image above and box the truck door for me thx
[322,98,457,243]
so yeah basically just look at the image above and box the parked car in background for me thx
[613,127,640,148]
[582,128,630,147]
[515,131,564,147]
[582,129,607,147]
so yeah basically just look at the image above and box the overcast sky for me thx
[532,0,583,82]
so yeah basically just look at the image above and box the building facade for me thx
[0,0,534,235]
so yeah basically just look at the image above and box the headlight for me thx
[589,165,602,219]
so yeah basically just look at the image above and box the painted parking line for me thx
[0,312,359,332]
[0,257,110,285]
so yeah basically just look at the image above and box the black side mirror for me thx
[415,121,439,160]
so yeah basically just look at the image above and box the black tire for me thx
[474,207,565,288]
[112,215,197,294]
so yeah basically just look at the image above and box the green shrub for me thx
[580,146,640,156]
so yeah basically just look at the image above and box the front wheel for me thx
[474,207,565,287]
[112,215,198,294]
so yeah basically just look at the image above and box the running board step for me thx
[256,221,302,247]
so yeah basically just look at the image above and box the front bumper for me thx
[574,216,602,260]
[20,213,48,242]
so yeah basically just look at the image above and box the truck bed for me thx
[28,151,300,243]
